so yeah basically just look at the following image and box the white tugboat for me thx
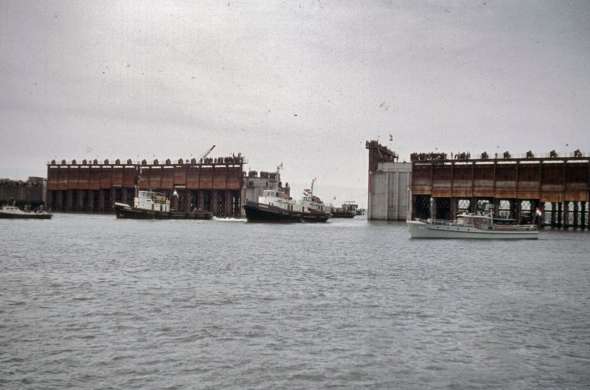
[407,213,538,239]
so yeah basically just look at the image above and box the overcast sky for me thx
[1,0,589,205]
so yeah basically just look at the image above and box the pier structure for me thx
[46,156,244,217]
[410,152,590,230]
[366,140,411,221]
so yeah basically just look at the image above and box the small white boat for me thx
[407,214,538,240]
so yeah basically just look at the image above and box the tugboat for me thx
[0,204,52,219]
[244,179,330,223]
[114,190,212,220]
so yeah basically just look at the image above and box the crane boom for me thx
[200,145,216,160]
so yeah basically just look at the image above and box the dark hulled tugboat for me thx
[114,190,212,220]
[244,179,330,223]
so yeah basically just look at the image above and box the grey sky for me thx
[1,0,589,204]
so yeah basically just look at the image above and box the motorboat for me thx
[407,213,538,239]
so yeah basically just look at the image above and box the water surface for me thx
[1,215,589,389]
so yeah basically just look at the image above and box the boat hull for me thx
[114,203,212,220]
[244,202,329,223]
[330,211,355,218]
[0,212,52,219]
[407,220,538,239]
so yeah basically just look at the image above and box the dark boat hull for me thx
[244,202,329,223]
[330,211,355,218]
[114,204,212,220]
[0,212,52,219]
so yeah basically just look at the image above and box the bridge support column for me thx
[87,191,94,212]
[581,202,587,230]
[468,198,476,213]
[211,190,218,215]
[234,191,241,217]
[449,198,457,220]
[551,202,556,228]
[573,202,579,230]
[77,190,85,211]
[65,190,73,212]
[110,188,117,211]
[224,191,232,217]
[493,199,501,217]
[182,190,191,212]
[121,188,128,205]
[46,190,54,211]
[198,191,205,211]
[98,190,105,213]
[56,190,63,211]
[557,202,563,228]
[431,198,437,220]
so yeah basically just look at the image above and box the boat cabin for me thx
[134,191,170,212]
[456,214,493,230]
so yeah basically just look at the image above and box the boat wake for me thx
[213,217,247,222]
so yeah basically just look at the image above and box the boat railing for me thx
[416,218,455,226]
[494,224,538,231]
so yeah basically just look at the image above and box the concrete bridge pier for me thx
[77,190,85,211]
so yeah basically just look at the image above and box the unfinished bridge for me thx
[411,152,590,230]
[46,156,245,217]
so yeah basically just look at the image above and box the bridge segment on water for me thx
[46,156,245,217]
[411,153,590,230]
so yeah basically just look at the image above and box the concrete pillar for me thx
[493,199,500,217]
[550,202,556,228]
[450,198,457,220]
[211,190,218,215]
[573,202,579,230]
[65,190,73,211]
[562,201,569,229]
[234,191,241,217]
[111,188,118,204]
[181,190,190,212]
[581,202,587,230]
[431,197,436,220]
[469,198,476,213]
[46,190,54,211]
[56,190,64,211]
[77,190,85,211]
[198,191,205,210]
[98,190,105,212]
[88,191,95,212]
[121,188,128,205]
[536,201,545,228]
[224,191,232,217]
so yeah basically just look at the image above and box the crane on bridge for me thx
[199,145,215,162]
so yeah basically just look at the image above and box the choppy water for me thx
[1,214,590,389]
